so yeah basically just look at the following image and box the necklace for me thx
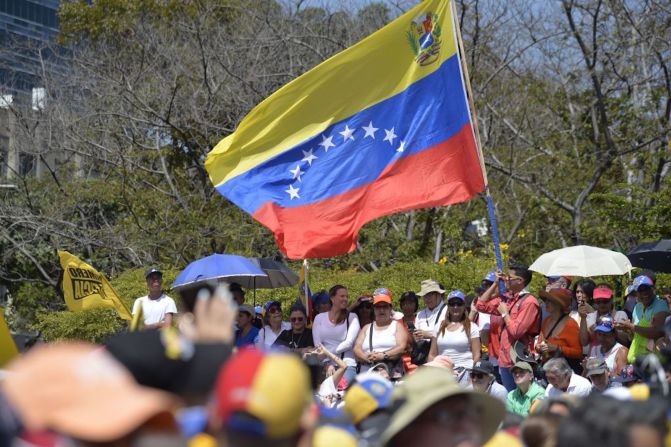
[290,331,305,349]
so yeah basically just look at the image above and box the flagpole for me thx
[450,0,507,297]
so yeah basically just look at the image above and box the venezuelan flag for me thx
[206,0,485,259]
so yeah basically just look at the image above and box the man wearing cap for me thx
[413,279,448,340]
[615,275,670,363]
[584,357,619,393]
[132,268,177,329]
[235,304,261,348]
[469,359,508,402]
[475,262,541,391]
[506,361,545,417]
[379,366,505,447]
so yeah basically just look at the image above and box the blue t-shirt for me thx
[632,297,669,325]
[235,326,260,348]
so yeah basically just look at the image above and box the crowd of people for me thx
[1,264,671,447]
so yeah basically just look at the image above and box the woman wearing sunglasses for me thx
[256,300,291,349]
[428,290,481,385]
[274,305,314,353]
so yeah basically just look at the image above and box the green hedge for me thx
[32,256,669,343]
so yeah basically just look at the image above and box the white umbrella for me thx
[529,245,632,277]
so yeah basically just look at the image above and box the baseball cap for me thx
[370,363,391,375]
[584,358,608,376]
[373,287,392,305]
[254,305,263,314]
[447,290,465,302]
[373,287,392,299]
[106,327,233,398]
[344,373,394,424]
[471,359,495,375]
[483,271,497,283]
[633,275,654,291]
[418,279,445,296]
[215,348,311,439]
[380,367,505,445]
[594,315,615,333]
[593,287,614,300]
[312,291,330,306]
[2,343,177,442]
[239,304,255,316]
[511,361,533,373]
[626,285,637,296]
[263,300,281,312]
[313,407,357,447]
[145,267,162,278]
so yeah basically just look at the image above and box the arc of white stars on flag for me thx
[284,120,407,200]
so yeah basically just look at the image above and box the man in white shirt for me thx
[132,268,177,329]
[413,279,447,340]
[543,357,592,397]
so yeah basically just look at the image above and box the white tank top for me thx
[588,342,624,373]
[365,320,398,352]
[359,320,398,373]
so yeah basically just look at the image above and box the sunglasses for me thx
[290,317,304,322]
[448,301,464,307]
[470,372,486,379]
[268,307,281,314]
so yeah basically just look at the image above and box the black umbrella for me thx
[627,239,671,273]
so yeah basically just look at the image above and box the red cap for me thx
[593,288,613,300]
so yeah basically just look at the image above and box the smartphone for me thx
[407,321,415,332]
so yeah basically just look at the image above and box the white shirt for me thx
[435,322,480,369]
[466,380,507,401]
[359,321,399,373]
[132,294,177,325]
[588,342,626,373]
[256,322,291,349]
[545,373,592,398]
[415,303,448,336]
[312,312,360,367]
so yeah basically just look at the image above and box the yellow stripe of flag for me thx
[205,0,457,186]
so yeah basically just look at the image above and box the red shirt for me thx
[475,291,541,368]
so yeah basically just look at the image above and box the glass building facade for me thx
[0,0,60,91]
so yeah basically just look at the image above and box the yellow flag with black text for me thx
[58,250,132,320]
[0,309,18,366]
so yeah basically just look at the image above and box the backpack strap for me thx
[340,312,351,360]
[434,303,447,327]
[517,293,542,335]
[368,322,374,352]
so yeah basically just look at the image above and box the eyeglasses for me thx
[505,275,523,282]
[470,372,485,379]
[290,317,304,322]
[268,307,281,314]
[448,301,464,307]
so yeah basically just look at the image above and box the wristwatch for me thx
[383,352,389,361]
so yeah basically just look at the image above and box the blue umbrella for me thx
[171,254,268,292]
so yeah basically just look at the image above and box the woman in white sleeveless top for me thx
[428,290,480,385]
[354,290,408,377]
[256,301,290,349]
